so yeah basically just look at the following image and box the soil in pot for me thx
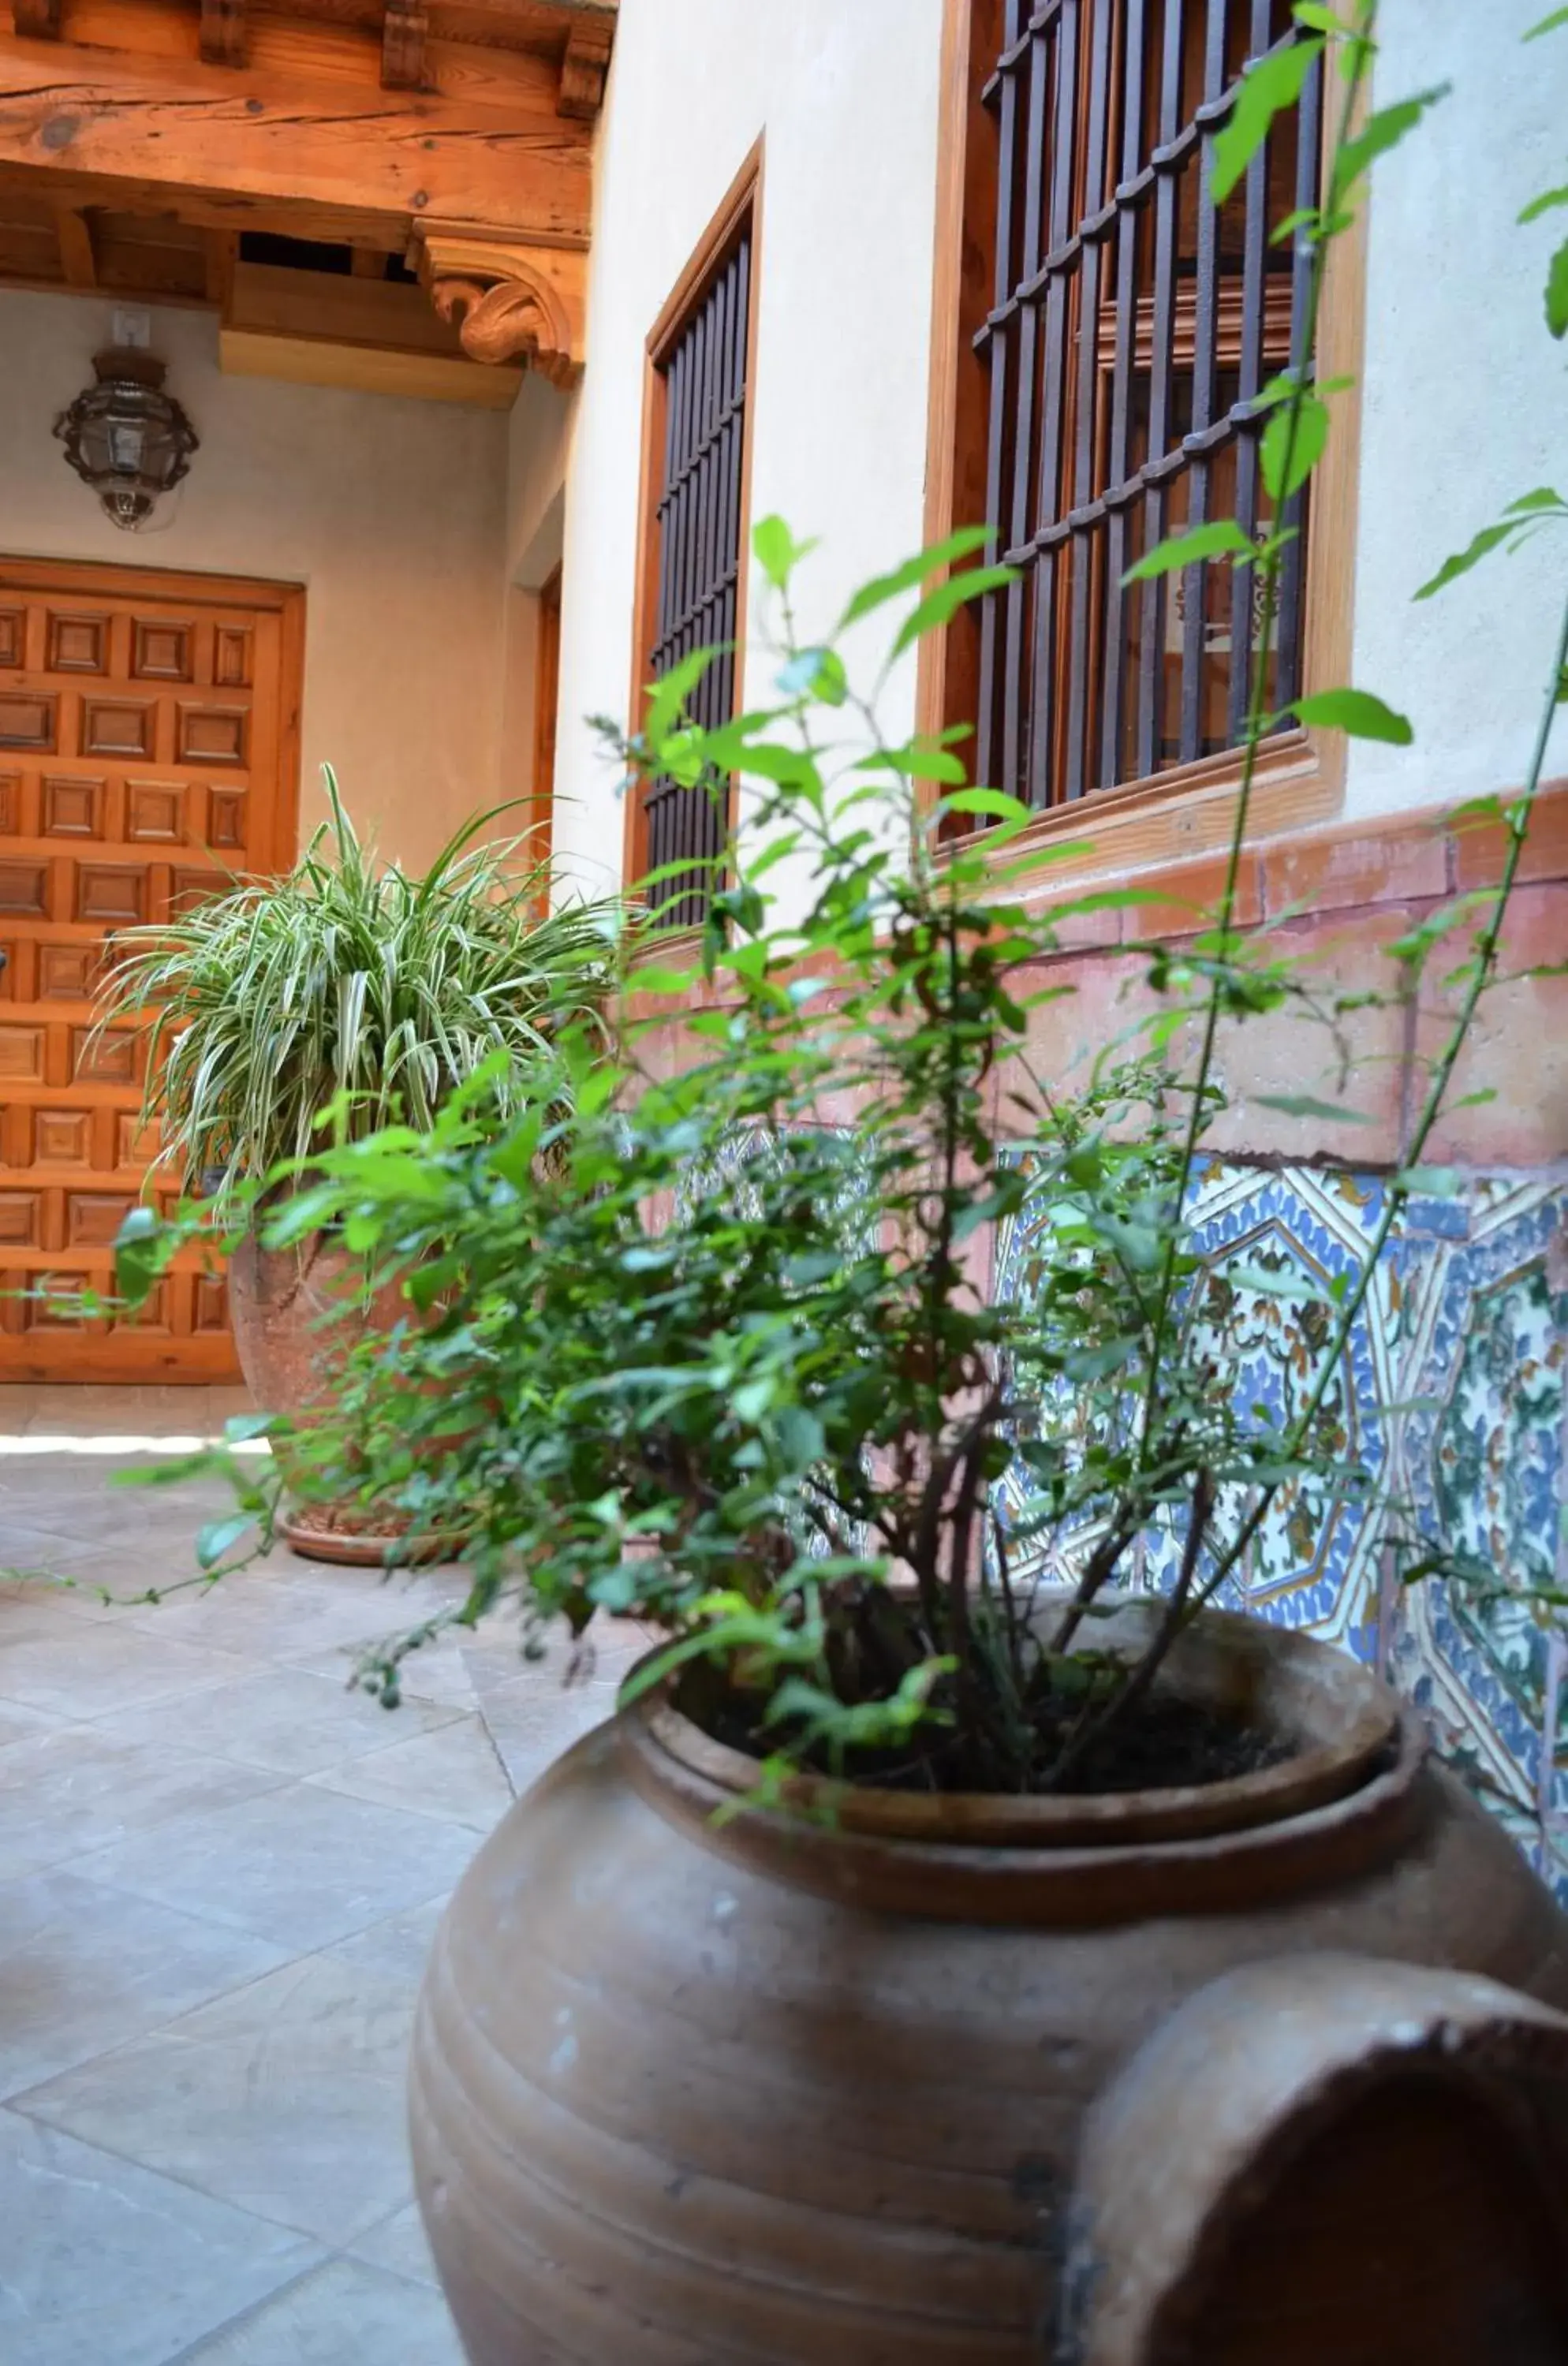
[689,1666,1294,1795]
[408,1600,1568,2366]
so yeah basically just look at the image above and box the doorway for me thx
[0,555,304,1383]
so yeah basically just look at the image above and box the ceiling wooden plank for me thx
[220,323,521,406]
[0,28,595,244]
[229,256,466,351]
[54,203,95,285]
[199,0,248,68]
[12,0,62,38]
[381,0,427,88]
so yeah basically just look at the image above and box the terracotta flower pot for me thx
[409,1602,1568,2364]
[228,1230,455,1566]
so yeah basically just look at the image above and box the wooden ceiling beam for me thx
[0,26,593,244]
[54,202,95,285]
[199,0,248,68]
[12,0,62,38]
[381,0,427,89]
[0,160,400,253]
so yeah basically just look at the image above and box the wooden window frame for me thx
[622,136,765,905]
[529,559,562,894]
[918,0,1366,888]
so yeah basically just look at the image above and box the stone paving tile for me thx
[0,1624,256,1722]
[346,2199,441,2289]
[15,1920,431,2246]
[119,1569,465,1666]
[0,2108,323,2366]
[477,1665,622,1795]
[175,2256,465,2364]
[0,1724,289,1885]
[0,1870,289,2102]
[294,1629,483,1714]
[0,1389,616,2361]
[96,1663,464,1779]
[0,1695,65,1752]
[329,1894,448,1987]
[308,1711,515,1832]
[73,1779,481,1954]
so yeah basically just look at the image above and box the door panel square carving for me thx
[126,782,185,843]
[35,1109,91,1166]
[43,777,104,838]
[76,865,147,924]
[172,867,225,913]
[0,864,46,915]
[116,1277,170,1332]
[133,620,194,681]
[213,625,253,688]
[0,610,23,669]
[24,1272,93,1330]
[0,692,56,751]
[207,788,248,852]
[0,775,17,835]
[195,1274,230,1333]
[73,1025,136,1084]
[0,1024,44,1080]
[47,614,109,674]
[37,942,99,1001]
[68,1192,133,1247]
[81,700,155,759]
[0,1192,38,1246]
[177,705,248,767]
[117,1110,158,1168]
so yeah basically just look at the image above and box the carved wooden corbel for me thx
[416,233,586,383]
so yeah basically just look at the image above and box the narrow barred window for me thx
[973,0,1319,808]
[632,192,756,929]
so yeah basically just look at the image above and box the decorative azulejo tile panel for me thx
[995,1159,1568,1896]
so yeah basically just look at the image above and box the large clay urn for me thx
[409,1603,1568,2363]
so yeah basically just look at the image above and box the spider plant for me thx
[97,767,621,1218]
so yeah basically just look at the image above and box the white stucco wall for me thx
[1346,0,1568,817]
[551,0,946,898]
[551,0,1564,885]
[0,287,513,871]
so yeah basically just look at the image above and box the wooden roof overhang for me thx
[0,0,614,403]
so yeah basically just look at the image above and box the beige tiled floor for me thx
[0,1385,639,2365]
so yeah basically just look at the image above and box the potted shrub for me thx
[99,771,617,1561]
[244,498,1568,2349]
[237,619,1568,2342]
[121,15,1568,2354]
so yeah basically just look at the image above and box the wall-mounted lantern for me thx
[54,350,200,532]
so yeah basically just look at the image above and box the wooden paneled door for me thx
[0,557,304,1383]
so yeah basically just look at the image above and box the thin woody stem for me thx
[1130,7,1377,1484]
[1195,575,1568,1612]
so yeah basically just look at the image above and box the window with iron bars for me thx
[632,200,755,930]
[970,0,1320,811]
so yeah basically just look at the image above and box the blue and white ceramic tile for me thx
[995,1157,1568,1899]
